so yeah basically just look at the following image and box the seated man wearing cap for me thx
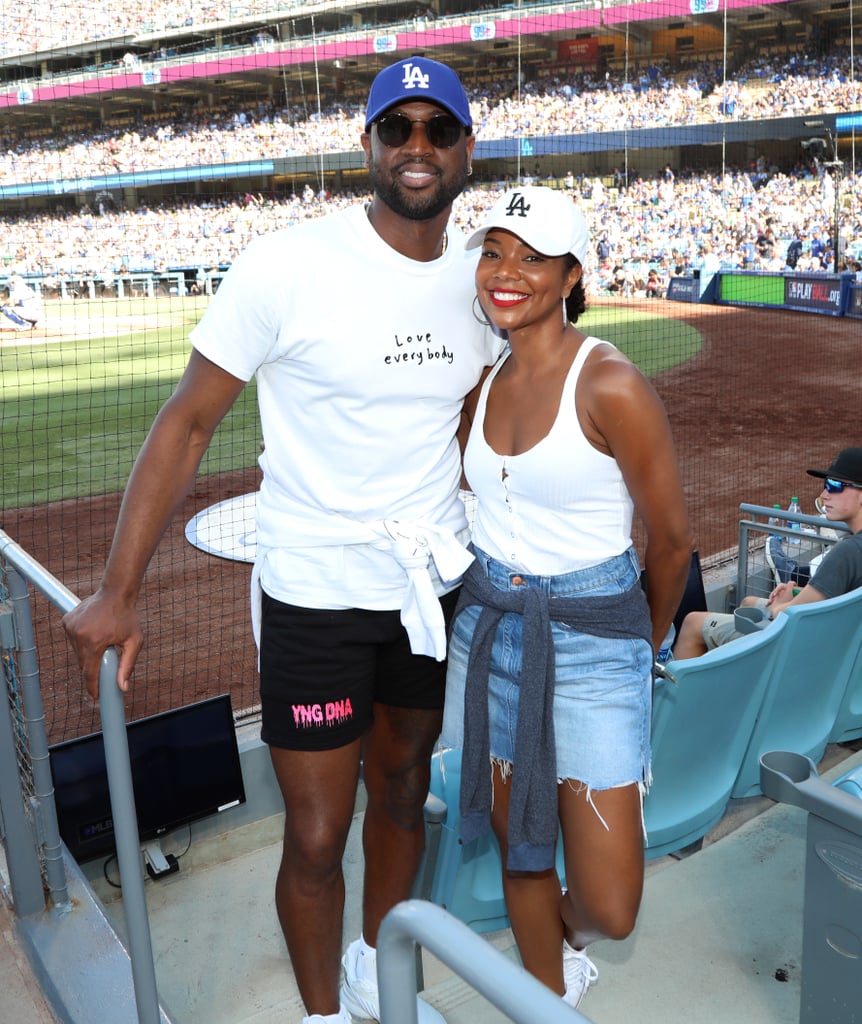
[674,448,862,659]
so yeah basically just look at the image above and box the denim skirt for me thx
[442,546,653,789]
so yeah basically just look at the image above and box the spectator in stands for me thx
[786,235,803,269]
[62,57,503,1024]
[755,225,776,260]
[441,186,692,1011]
[645,267,664,298]
[674,448,862,659]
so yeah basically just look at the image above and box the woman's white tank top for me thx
[465,336,634,575]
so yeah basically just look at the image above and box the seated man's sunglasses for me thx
[374,112,467,150]
[824,477,862,493]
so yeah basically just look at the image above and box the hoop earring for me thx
[472,295,491,326]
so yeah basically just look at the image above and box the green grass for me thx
[2,298,701,509]
[2,297,260,510]
[579,305,703,377]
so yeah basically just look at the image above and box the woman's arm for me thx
[580,350,694,652]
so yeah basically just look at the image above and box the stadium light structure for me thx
[801,124,845,274]
[801,137,827,159]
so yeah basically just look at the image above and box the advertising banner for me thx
[716,272,847,317]
[783,275,844,316]
[558,38,599,63]
[666,276,699,303]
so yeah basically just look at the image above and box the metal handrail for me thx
[737,503,850,603]
[0,528,161,1024]
[378,899,595,1024]
[3,558,69,912]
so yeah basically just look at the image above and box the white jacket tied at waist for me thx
[251,503,474,661]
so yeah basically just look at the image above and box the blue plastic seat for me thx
[828,641,862,744]
[833,761,862,799]
[427,748,566,933]
[731,587,862,799]
[645,617,787,858]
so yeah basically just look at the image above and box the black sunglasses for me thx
[824,477,862,493]
[374,112,466,150]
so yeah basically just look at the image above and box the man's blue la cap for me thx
[365,57,472,131]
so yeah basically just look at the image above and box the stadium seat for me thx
[641,549,708,648]
[828,643,862,744]
[833,761,862,799]
[731,587,862,799]
[645,617,787,858]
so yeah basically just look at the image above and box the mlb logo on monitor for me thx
[374,35,397,53]
[470,23,496,41]
[16,87,34,105]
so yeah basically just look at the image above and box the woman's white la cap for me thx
[466,186,589,265]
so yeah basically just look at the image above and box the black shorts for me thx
[259,588,459,751]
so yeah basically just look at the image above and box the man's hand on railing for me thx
[62,588,144,699]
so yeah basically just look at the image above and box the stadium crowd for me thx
[1,8,860,301]
[1,51,860,187]
[2,163,859,299]
[0,0,286,58]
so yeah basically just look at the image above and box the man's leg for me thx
[339,702,447,1023]
[269,741,362,1017]
[359,703,443,942]
[673,610,710,659]
[1,305,30,328]
[675,609,743,660]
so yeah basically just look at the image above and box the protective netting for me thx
[1,0,859,740]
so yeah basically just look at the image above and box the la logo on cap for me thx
[401,62,431,90]
[505,193,531,218]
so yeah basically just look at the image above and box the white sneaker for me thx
[562,940,598,1008]
[302,1008,351,1024]
[340,939,446,1023]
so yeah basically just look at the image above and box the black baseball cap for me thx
[807,448,862,486]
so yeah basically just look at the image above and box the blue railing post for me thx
[98,647,162,1024]
[5,561,70,911]
[0,528,163,1023]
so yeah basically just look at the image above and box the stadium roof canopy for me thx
[0,0,853,135]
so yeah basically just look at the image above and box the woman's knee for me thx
[563,886,641,942]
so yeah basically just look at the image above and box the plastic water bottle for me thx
[786,496,802,547]
[765,503,787,576]
[657,623,676,663]
[767,503,783,538]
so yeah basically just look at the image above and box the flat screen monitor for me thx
[49,694,247,863]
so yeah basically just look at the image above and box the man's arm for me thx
[62,350,246,698]
[768,580,825,617]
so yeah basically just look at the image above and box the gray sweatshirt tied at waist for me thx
[455,555,653,872]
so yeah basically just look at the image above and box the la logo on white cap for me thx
[401,61,431,90]
[505,193,531,218]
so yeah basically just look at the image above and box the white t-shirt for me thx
[191,204,503,610]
